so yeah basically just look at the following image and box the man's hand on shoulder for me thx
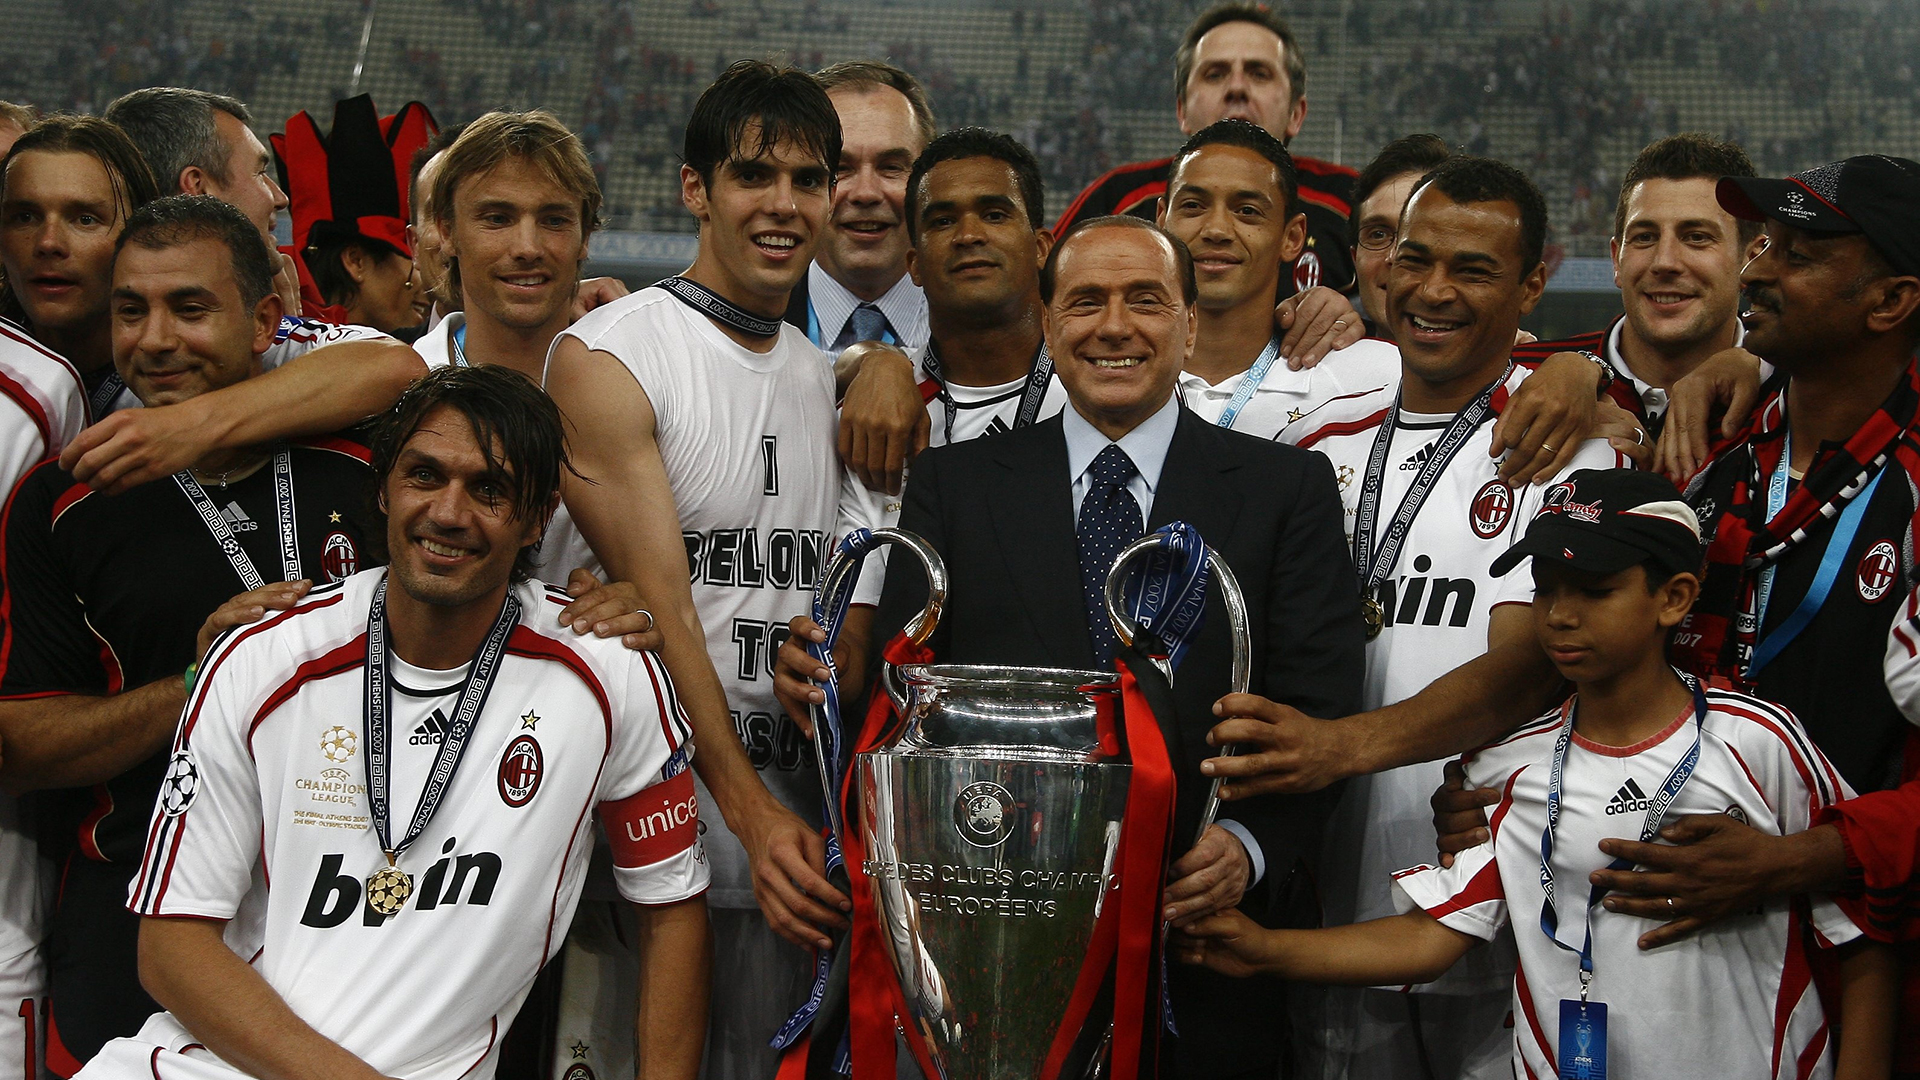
[1202,693,1360,798]
[1655,346,1764,485]
[557,568,664,652]
[63,394,226,495]
[837,342,926,495]
[572,276,631,320]
[1493,351,1604,485]
[198,580,314,664]
[1275,286,1364,370]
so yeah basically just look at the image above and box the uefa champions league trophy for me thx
[812,525,1249,1080]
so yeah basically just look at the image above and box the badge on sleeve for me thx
[1558,998,1607,1079]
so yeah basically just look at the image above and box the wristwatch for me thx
[1577,350,1614,399]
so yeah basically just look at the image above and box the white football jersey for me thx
[555,287,841,908]
[112,571,706,1080]
[97,318,391,417]
[0,317,88,1044]
[1281,364,1627,992]
[1392,687,1858,1080]
[1178,336,1399,440]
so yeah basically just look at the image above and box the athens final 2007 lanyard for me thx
[360,575,521,916]
[1351,367,1509,637]
[1537,672,1707,1078]
[919,340,1054,445]
[1210,337,1283,432]
[173,450,301,591]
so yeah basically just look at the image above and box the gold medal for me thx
[366,862,414,916]
[1361,594,1385,641]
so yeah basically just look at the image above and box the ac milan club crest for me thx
[564,1067,597,1080]
[1857,540,1898,602]
[499,735,543,806]
[1292,248,1323,293]
[321,531,358,581]
[1469,480,1514,538]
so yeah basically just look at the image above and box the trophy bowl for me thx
[856,664,1131,1080]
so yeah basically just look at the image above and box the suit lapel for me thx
[986,418,1094,667]
[1147,408,1244,543]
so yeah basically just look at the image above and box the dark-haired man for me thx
[1254,158,1626,1079]
[1347,134,1453,337]
[1056,1,1356,299]
[862,215,1364,1078]
[1509,134,1762,441]
[74,365,710,1080]
[0,195,649,1074]
[544,61,850,1079]
[1161,120,1397,439]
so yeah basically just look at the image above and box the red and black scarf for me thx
[1678,362,1920,687]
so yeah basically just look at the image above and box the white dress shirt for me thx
[804,262,930,353]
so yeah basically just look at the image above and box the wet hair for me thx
[1407,156,1549,275]
[369,365,574,583]
[1614,133,1759,242]
[815,60,937,147]
[117,194,276,308]
[104,87,252,191]
[1174,2,1307,109]
[682,60,841,189]
[1171,118,1299,219]
[1,114,162,323]
[905,126,1045,243]
[1350,133,1452,248]
[1041,215,1197,306]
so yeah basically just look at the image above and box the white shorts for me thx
[0,945,47,1080]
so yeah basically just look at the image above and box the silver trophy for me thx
[831,526,1250,1080]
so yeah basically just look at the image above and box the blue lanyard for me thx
[451,321,471,368]
[1749,430,1885,677]
[1538,674,1706,996]
[1212,337,1283,431]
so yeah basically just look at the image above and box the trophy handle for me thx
[812,526,948,722]
[1102,529,1251,844]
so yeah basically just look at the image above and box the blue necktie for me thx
[1078,444,1144,667]
[834,302,891,352]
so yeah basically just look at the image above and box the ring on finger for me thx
[1539,441,1557,455]
[1665,896,1677,910]
[634,608,654,629]
[1633,426,1647,446]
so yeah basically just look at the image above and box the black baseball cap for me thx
[1717,155,1920,278]
[1490,469,1702,579]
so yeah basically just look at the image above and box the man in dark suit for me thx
[859,216,1363,1078]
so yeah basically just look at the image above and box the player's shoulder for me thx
[1282,380,1397,449]
[411,313,456,370]
[0,317,86,402]
[198,573,373,682]
[1319,337,1401,388]
[289,432,374,471]
[1509,325,1610,365]
[1700,687,1821,764]
[10,456,87,528]
[1058,156,1174,227]
[507,578,639,669]
[272,317,390,352]
[1461,705,1565,779]
[564,286,678,348]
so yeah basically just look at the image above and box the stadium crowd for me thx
[0,4,1918,1080]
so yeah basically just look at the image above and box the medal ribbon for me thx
[1352,368,1510,600]
[451,321,472,368]
[1538,672,1706,989]
[771,528,884,1055]
[1748,430,1885,677]
[654,275,783,338]
[89,371,126,420]
[363,575,522,865]
[1211,337,1282,431]
[173,450,302,591]
[1116,522,1213,673]
[920,340,1054,444]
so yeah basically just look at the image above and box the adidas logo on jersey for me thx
[981,416,1011,438]
[221,501,259,532]
[410,709,450,746]
[1399,442,1435,472]
[1605,777,1654,816]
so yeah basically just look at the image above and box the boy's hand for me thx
[1171,908,1271,979]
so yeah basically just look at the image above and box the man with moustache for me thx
[864,216,1364,1078]
[785,62,933,354]
[1255,158,1625,1079]
[1160,119,1398,439]
[544,61,851,1080]
[1056,2,1356,299]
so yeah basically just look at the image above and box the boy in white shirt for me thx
[1178,468,1897,1080]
